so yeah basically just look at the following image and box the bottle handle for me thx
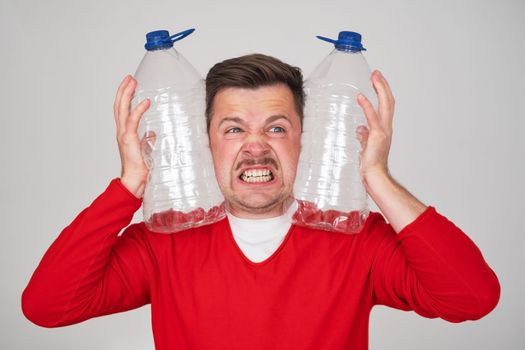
[169,28,195,43]
[316,35,338,44]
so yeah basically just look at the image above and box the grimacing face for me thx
[208,84,302,219]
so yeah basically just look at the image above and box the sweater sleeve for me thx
[368,207,500,322]
[22,179,154,328]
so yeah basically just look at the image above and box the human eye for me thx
[269,126,285,133]
[226,127,242,134]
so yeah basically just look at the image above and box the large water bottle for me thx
[293,31,376,233]
[133,28,225,233]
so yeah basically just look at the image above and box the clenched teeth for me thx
[244,169,271,177]
[241,169,274,183]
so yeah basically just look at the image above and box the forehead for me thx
[212,84,296,118]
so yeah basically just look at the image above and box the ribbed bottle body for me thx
[293,49,376,233]
[134,48,224,233]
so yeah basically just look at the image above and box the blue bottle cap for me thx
[316,31,366,52]
[144,28,195,51]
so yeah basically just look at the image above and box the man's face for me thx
[209,84,302,218]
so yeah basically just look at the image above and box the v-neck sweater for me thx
[22,179,500,350]
[227,200,297,263]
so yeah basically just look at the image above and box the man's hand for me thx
[114,75,151,198]
[356,70,426,232]
[356,70,393,184]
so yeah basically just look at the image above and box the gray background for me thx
[1,0,523,349]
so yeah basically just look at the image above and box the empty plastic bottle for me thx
[293,31,376,233]
[133,28,225,233]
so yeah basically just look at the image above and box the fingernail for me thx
[357,93,365,101]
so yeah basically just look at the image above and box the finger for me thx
[141,130,157,148]
[141,131,157,169]
[118,77,138,132]
[356,125,369,150]
[375,70,394,98]
[127,98,150,132]
[357,93,380,130]
[371,70,395,130]
[113,75,132,117]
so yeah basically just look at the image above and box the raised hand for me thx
[356,70,394,185]
[356,70,426,232]
[113,75,151,198]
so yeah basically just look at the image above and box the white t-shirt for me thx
[227,201,298,263]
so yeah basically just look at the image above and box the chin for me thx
[233,193,286,213]
[242,196,279,209]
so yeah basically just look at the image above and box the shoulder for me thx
[286,212,393,267]
[292,211,391,240]
[289,211,392,252]
[115,219,229,263]
[121,217,229,245]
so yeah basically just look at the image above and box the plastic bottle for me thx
[292,31,376,233]
[132,28,225,233]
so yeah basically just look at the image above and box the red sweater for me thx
[22,179,500,349]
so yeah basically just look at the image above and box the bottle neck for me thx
[334,46,365,53]
[134,48,202,91]
[308,49,370,82]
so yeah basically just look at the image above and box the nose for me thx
[241,133,271,157]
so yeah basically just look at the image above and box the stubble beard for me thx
[229,189,289,215]
[221,173,294,216]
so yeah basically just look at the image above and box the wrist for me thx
[362,167,392,196]
[120,175,146,199]
[363,170,427,232]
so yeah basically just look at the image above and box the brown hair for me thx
[205,53,305,132]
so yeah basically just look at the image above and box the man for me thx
[22,54,500,349]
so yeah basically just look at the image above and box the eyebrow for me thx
[218,116,245,128]
[266,114,291,125]
[217,115,291,128]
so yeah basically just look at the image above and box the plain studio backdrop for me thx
[1,0,523,349]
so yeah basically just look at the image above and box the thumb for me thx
[140,131,157,169]
[356,125,369,150]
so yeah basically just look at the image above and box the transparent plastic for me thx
[293,48,377,233]
[133,46,225,233]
